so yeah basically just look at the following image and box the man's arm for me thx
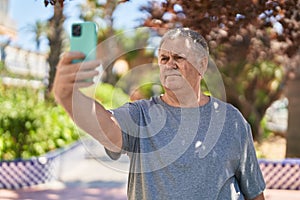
[52,52,122,152]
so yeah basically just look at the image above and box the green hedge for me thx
[0,84,79,161]
[81,83,130,109]
[0,82,130,161]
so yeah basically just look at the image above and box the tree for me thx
[286,53,300,157]
[43,0,65,7]
[46,2,65,94]
[141,0,300,142]
[22,20,47,51]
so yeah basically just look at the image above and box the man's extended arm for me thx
[52,52,122,152]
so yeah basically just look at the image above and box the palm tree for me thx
[22,20,47,51]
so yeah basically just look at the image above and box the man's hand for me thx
[52,51,100,112]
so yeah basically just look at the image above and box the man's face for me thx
[158,36,206,92]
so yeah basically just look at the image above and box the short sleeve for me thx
[235,122,266,199]
[105,102,140,160]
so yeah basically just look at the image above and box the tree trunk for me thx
[286,73,300,157]
[46,3,64,95]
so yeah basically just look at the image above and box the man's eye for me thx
[160,57,168,62]
[173,56,184,62]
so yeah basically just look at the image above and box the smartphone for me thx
[70,22,97,63]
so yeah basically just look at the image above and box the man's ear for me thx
[199,56,208,75]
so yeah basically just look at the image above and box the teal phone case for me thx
[70,22,97,63]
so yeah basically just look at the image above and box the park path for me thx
[0,140,128,200]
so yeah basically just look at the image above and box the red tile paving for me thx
[1,187,300,200]
[0,186,127,200]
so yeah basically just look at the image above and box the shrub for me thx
[0,84,79,160]
[80,83,129,109]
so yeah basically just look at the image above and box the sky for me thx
[6,0,148,53]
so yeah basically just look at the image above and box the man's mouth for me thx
[166,73,181,77]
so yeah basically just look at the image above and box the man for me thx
[53,28,265,199]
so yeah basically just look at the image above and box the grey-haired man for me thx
[53,28,265,200]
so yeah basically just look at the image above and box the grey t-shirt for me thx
[107,96,265,200]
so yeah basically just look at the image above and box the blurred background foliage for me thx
[0,81,78,160]
[80,83,129,109]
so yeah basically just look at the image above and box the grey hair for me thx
[159,27,209,55]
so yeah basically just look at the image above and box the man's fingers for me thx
[78,59,101,71]
[75,70,99,82]
[59,51,86,65]
[57,68,99,85]
[58,59,101,76]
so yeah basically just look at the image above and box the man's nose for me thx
[166,57,177,69]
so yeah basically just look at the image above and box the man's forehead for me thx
[159,37,192,55]
[159,48,185,56]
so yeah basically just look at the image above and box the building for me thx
[0,0,49,89]
[0,0,17,39]
[2,46,49,88]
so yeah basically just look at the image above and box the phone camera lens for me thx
[72,24,81,37]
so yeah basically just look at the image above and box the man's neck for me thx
[161,89,209,108]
